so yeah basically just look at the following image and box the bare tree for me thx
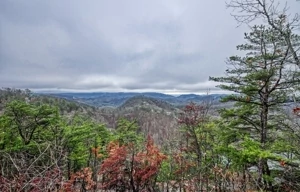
[227,0,300,66]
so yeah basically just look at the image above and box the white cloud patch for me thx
[76,75,135,89]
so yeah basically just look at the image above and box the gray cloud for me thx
[0,0,299,93]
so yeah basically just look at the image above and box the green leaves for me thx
[114,118,143,145]
[64,115,111,170]
[0,100,58,150]
[210,24,300,189]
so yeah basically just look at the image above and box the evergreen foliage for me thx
[210,24,300,191]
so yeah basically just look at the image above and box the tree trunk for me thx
[258,94,273,191]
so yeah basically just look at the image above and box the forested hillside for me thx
[1,85,300,192]
[1,0,300,192]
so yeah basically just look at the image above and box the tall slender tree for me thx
[210,24,300,191]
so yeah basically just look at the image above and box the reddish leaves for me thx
[63,167,95,192]
[0,168,63,192]
[134,136,167,184]
[98,142,128,190]
[99,136,166,191]
[178,102,207,126]
[293,107,300,116]
[280,160,286,167]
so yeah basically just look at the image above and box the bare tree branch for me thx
[227,0,300,66]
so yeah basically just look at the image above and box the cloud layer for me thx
[0,0,298,93]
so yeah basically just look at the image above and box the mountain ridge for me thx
[45,92,227,107]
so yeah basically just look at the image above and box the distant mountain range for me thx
[0,88,232,144]
[44,92,227,107]
[3,88,296,145]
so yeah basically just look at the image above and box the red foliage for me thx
[63,167,95,192]
[0,174,25,192]
[98,142,128,190]
[0,168,62,192]
[99,136,167,191]
[178,102,206,126]
[293,107,300,116]
[280,160,286,167]
[172,151,195,176]
[133,136,167,184]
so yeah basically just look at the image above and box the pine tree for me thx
[210,24,300,191]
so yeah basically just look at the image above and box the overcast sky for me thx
[0,0,299,94]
